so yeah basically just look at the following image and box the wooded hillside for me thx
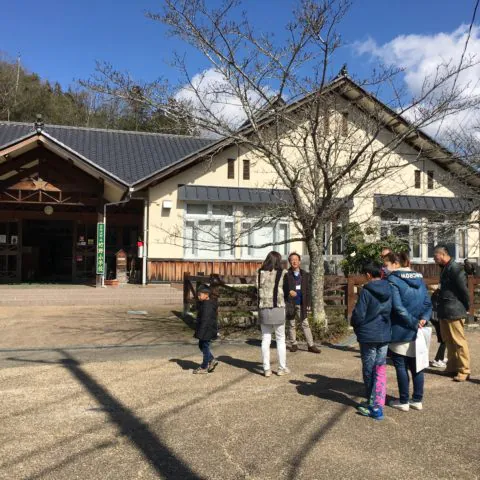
[0,54,192,134]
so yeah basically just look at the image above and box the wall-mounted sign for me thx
[96,223,105,275]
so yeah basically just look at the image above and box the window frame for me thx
[380,218,423,263]
[427,170,434,189]
[380,217,468,263]
[227,158,235,179]
[184,203,235,259]
[241,217,290,259]
[243,159,250,180]
[414,170,421,189]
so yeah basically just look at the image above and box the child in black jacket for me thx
[193,284,219,374]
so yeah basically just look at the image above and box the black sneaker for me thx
[290,345,298,352]
[208,359,219,373]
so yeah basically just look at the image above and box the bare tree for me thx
[86,0,480,327]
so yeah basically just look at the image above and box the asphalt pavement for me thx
[1,326,479,480]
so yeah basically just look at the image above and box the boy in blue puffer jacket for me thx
[384,252,432,412]
[351,261,392,420]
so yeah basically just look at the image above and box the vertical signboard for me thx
[96,222,105,275]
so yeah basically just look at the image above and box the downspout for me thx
[102,188,133,288]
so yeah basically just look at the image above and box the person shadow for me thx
[291,373,365,408]
[425,368,479,384]
[217,355,264,375]
[169,359,199,370]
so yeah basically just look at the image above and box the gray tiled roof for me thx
[375,194,474,213]
[0,122,215,185]
[178,185,292,203]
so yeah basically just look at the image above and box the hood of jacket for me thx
[350,279,392,344]
[388,268,432,343]
[389,269,424,289]
[363,280,391,302]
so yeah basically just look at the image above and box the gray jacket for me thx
[438,260,470,320]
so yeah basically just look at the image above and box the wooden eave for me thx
[0,132,129,192]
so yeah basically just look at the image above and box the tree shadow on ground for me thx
[169,358,199,371]
[7,351,202,480]
[245,338,278,348]
[291,373,364,408]
[324,343,361,354]
[217,355,263,375]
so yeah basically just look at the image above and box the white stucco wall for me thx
[146,104,479,263]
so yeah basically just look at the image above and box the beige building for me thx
[0,76,478,284]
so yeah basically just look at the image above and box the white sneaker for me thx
[277,367,290,376]
[389,399,410,411]
[430,360,446,368]
[409,400,423,411]
[264,369,272,377]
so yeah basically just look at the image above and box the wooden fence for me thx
[184,272,480,321]
[346,275,480,318]
[183,272,348,317]
[149,260,262,283]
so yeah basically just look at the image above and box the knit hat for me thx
[197,284,211,295]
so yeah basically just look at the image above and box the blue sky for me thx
[2,0,477,90]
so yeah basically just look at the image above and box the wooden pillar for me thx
[16,219,22,283]
[183,271,191,317]
[72,221,77,283]
[346,276,356,321]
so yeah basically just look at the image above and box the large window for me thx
[380,219,422,262]
[381,216,468,262]
[184,203,289,260]
[241,206,289,258]
[426,224,466,260]
[184,203,234,259]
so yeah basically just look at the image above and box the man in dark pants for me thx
[284,252,321,353]
[433,245,471,382]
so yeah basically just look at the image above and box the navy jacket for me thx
[438,260,469,320]
[194,299,218,341]
[388,269,432,343]
[351,279,392,344]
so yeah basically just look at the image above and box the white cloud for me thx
[355,25,480,138]
[175,68,275,131]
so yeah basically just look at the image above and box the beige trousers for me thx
[288,305,314,347]
[439,318,471,375]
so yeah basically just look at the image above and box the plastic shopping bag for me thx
[415,326,433,373]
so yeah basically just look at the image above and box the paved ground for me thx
[0,307,479,480]
[0,306,192,349]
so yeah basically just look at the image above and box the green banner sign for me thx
[96,222,105,275]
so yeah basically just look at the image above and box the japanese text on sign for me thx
[96,222,105,275]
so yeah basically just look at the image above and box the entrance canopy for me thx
[0,129,128,204]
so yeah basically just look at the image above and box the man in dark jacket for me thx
[284,253,321,353]
[433,245,471,382]
[193,284,219,374]
[351,262,392,420]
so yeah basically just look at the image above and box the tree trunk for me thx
[307,235,327,329]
